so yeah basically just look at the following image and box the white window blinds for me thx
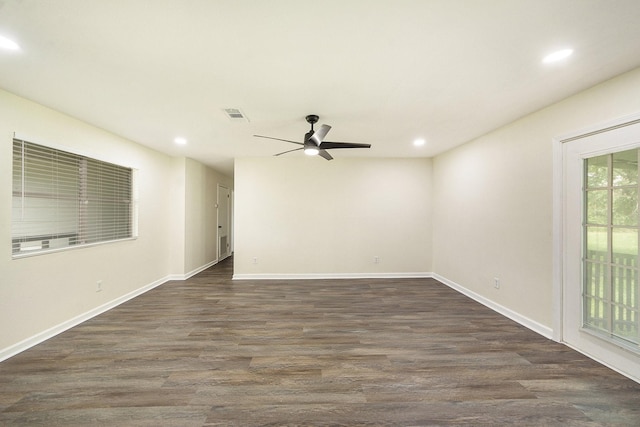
[12,138,134,256]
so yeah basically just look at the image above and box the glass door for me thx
[560,117,640,382]
[583,150,639,348]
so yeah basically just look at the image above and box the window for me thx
[584,149,639,347]
[12,138,136,257]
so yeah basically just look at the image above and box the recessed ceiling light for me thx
[0,35,20,51]
[413,138,426,147]
[542,48,573,64]
[174,137,187,145]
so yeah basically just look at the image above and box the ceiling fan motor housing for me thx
[304,115,320,146]
[304,131,317,147]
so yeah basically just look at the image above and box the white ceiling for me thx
[2,0,640,176]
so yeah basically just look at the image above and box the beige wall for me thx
[234,157,432,277]
[169,157,187,275]
[4,63,640,375]
[432,66,640,331]
[0,89,231,358]
[232,66,640,344]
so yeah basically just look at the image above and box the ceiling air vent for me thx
[223,108,249,122]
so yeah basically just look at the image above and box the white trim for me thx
[554,113,640,385]
[11,237,138,260]
[552,113,640,340]
[552,135,564,342]
[0,259,218,362]
[0,264,580,365]
[217,184,231,261]
[552,125,639,343]
[554,112,640,144]
[563,340,640,384]
[167,259,218,281]
[234,271,554,339]
[433,273,554,340]
[232,271,551,339]
[232,272,434,280]
[0,275,169,363]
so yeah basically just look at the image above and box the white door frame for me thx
[553,112,640,382]
[217,184,231,261]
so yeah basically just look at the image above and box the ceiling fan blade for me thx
[274,147,304,156]
[319,141,372,150]
[318,149,333,161]
[254,135,303,146]
[310,124,332,146]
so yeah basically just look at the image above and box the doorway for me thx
[217,184,231,261]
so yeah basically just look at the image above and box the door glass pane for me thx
[585,226,608,256]
[612,149,638,186]
[586,190,608,224]
[585,260,606,298]
[612,266,637,308]
[612,228,638,260]
[611,265,638,343]
[584,296,608,332]
[612,188,638,226]
[586,155,609,188]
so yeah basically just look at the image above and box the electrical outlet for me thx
[494,278,500,289]
[96,280,103,292]
[253,257,258,265]
[374,256,380,264]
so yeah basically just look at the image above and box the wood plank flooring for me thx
[1,257,639,426]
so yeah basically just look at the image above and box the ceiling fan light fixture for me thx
[304,146,320,156]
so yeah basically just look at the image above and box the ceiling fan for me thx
[254,115,372,160]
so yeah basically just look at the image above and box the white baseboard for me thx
[0,259,219,363]
[433,273,554,339]
[0,275,170,363]
[561,341,640,384]
[232,272,434,280]
[167,259,218,281]
[233,271,553,339]
[2,266,554,363]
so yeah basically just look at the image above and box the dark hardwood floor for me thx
[1,257,639,426]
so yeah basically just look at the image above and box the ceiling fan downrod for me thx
[305,114,319,132]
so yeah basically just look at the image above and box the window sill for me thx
[11,237,138,260]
